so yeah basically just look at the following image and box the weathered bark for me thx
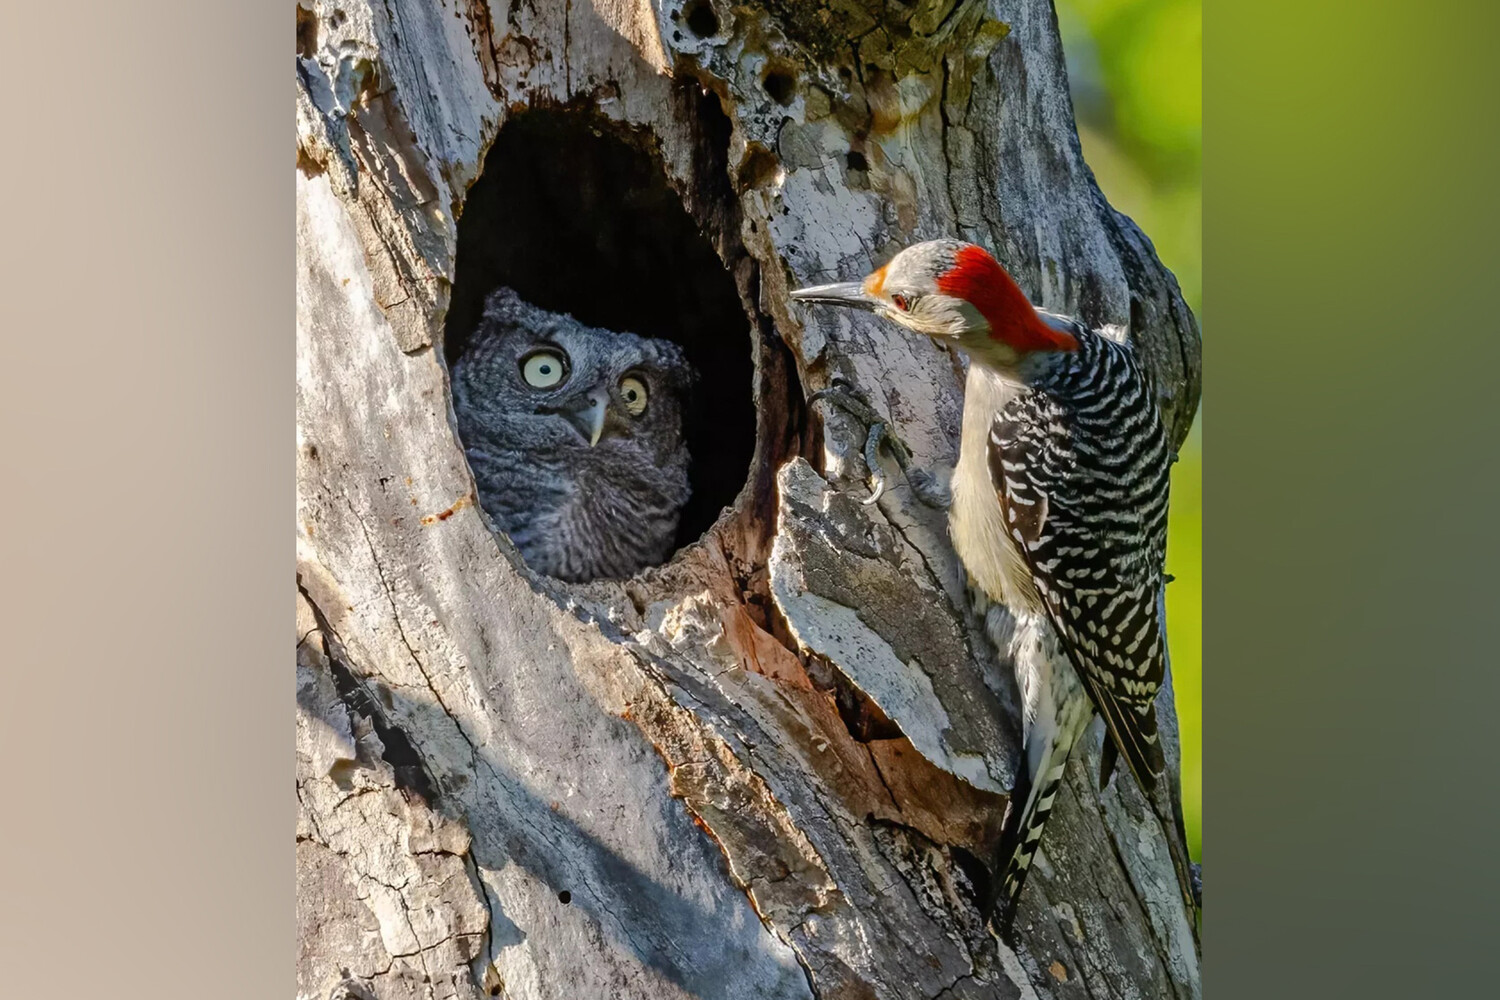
[295,3,1202,999]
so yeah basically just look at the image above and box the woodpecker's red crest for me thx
[791,239,1078,362]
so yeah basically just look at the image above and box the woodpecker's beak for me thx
[562,390,610,447]
[790,281,882,312]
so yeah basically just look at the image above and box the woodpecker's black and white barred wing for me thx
[989,330,1173,793]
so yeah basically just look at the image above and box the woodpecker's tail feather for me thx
[1098,735,1119,789]
[1090,686,1164,796]
[988,617,1097,940]
[991,734,1077,939]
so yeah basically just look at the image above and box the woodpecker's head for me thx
[791,239,1078,367]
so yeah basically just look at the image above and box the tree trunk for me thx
[295,2,1202,999]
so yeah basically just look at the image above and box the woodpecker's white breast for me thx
[949,364,1044,615]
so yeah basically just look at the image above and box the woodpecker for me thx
[791,240,1174,934]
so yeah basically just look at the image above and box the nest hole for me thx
[445,104,778,580]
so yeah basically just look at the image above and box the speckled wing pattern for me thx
[988,328,1172,793]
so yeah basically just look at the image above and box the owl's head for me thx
[451,288,695,468]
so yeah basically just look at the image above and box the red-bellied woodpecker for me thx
[792,239,1175,936]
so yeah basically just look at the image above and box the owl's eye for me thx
[891,293,910,311]
[520,349,568,389]
[619,375,649,416]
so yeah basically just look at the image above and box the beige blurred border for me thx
[0,3,288,996]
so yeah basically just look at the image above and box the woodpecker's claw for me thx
[808,379,952,509]
[861,421,890,506]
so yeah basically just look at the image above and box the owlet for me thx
[451,287,694,582]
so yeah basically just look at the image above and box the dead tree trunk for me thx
[295,2,1202,999]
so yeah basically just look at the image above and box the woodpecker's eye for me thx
[891,294,909,311]
[619,375,649,416]
[521,349,569,389]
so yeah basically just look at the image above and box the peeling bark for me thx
[296,2,1201,998]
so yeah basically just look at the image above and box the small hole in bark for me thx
[445,105,772,584]
[295,5,317,59]
[762,68,796,106]
[326,658,439,806]
[328,759,357,791]
[845,150,868,172]
[737,147,779,191]
[557,890,572,904]
[684,1,719,38]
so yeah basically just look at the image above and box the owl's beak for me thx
[790,281,881,312]
[561,390,610,446]
[559,387,637,447]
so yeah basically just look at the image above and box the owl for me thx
[450,287,695,583]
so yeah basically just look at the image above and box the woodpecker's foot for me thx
[808,379,951,509]
[904,467,953,510]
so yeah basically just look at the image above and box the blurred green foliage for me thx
[1055,0,1202,861]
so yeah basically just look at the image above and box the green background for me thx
[1208,2,1500,994]
[1055,0,1203,861]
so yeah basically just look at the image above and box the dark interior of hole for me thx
[763,69,796,107]
[326,654,438,807]
[445,108,757,552]
[684,1,720,38]
[295,5,317,59]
